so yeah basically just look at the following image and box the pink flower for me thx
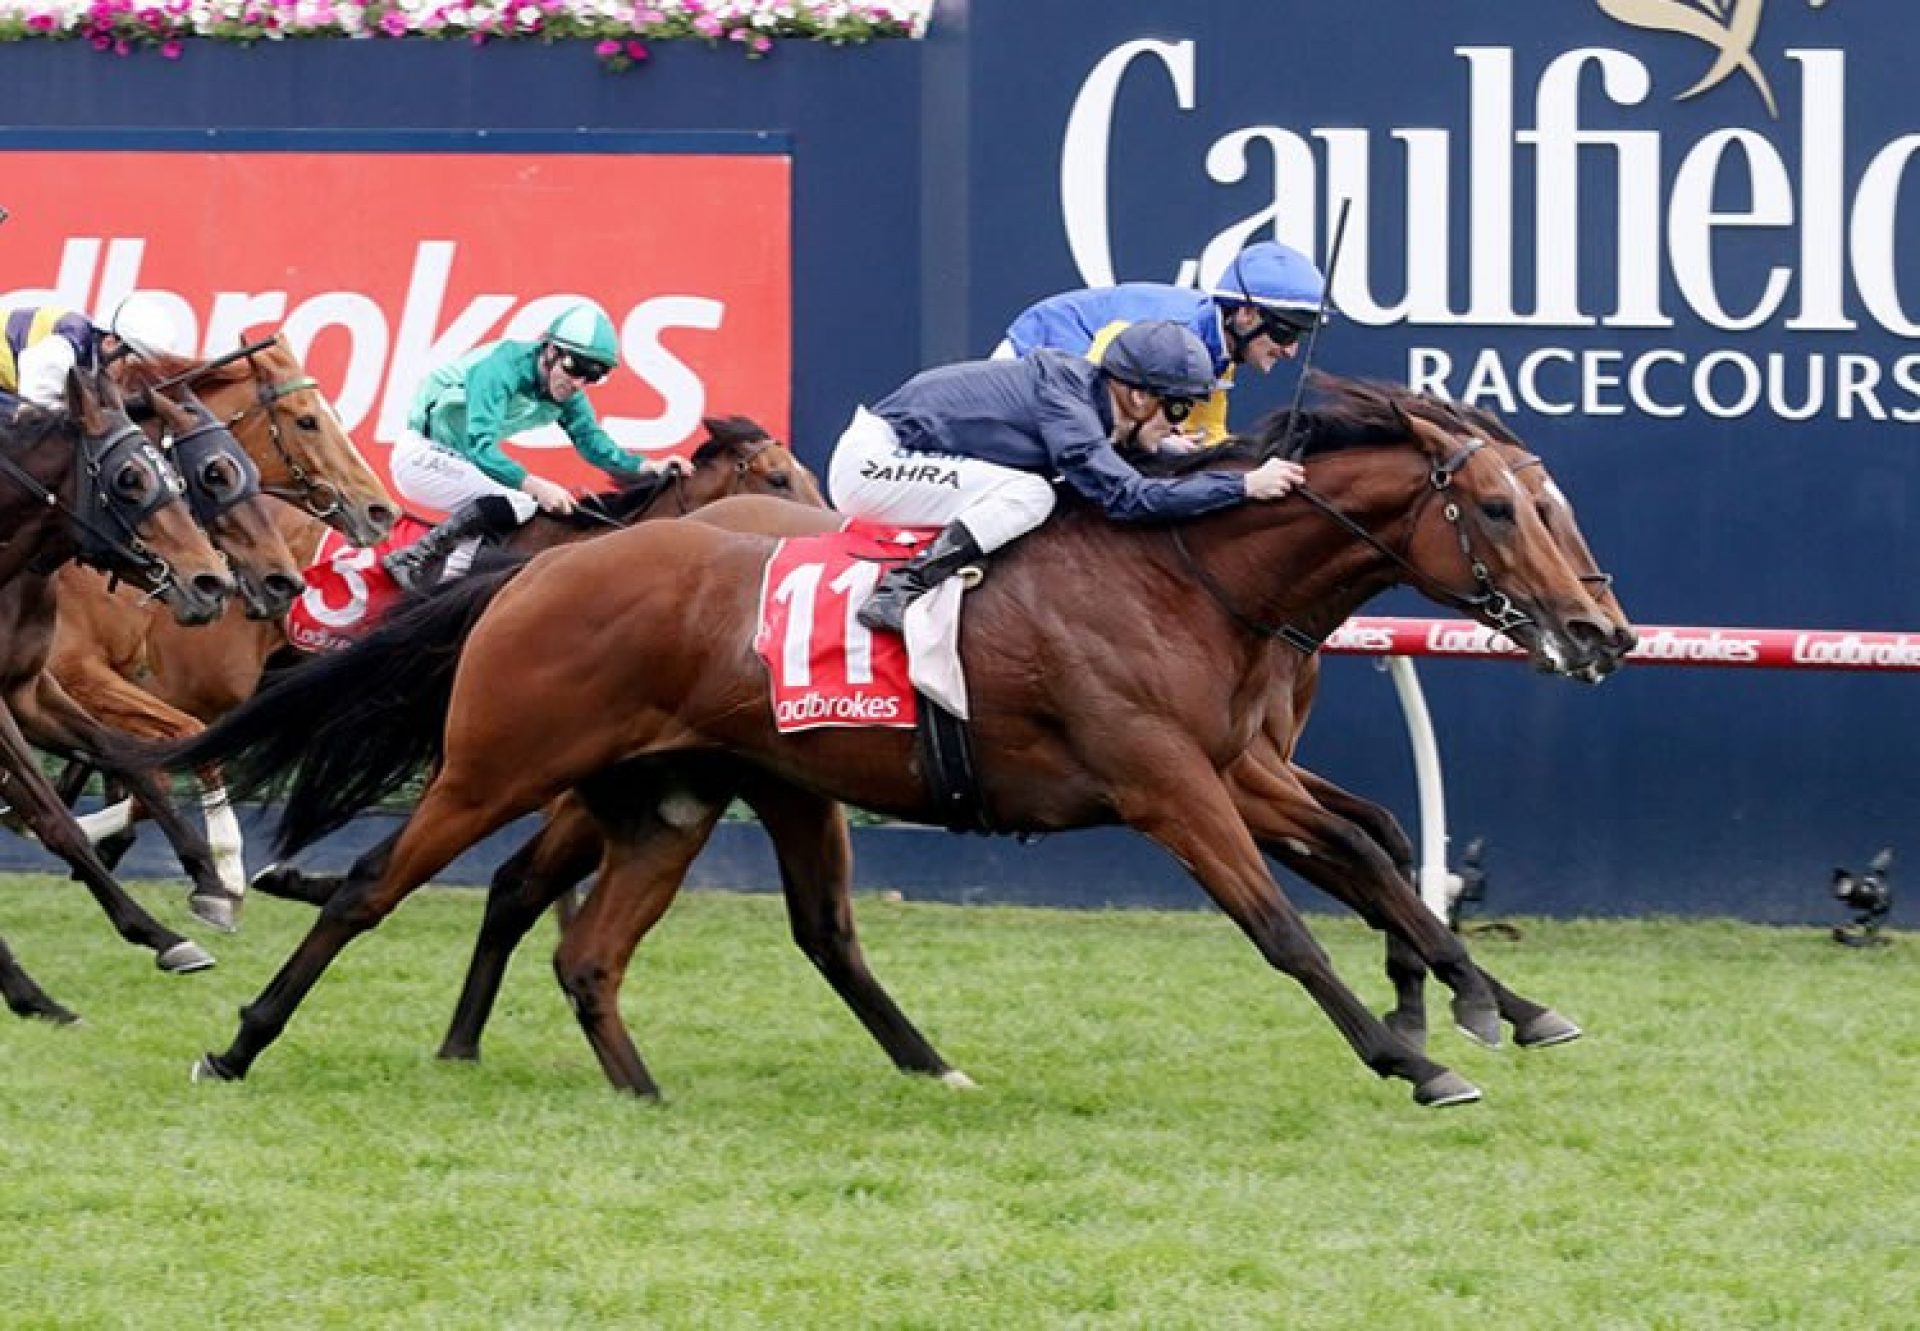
[624,38,647,59]
[692,14,720,36]
[379,10,407,34]
[90,32,112,49]
[162,37,183,57]
[752,34,770,53]
[594,37,619,55]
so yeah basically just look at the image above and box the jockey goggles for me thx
[1159,394,1200,425]
[558,353,611,384]
[1256,308,1318,350]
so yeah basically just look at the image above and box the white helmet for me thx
[106,295,182,360]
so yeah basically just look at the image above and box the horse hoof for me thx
[1453,1001,1504,1050]
[156,941,216,974]
[188,892,240,935]
[19,1002,81,1025]
[190,1053,239,1084]
[938,1068,979,1091]
[436,1043,481,1063]
[1413,1070,1483,1108]
[1514,1010,1583,1049]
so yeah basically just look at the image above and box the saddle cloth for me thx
[754,522,972,734]
[284,514,432,653]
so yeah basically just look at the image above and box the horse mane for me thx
[1135,373,1438,478]
[120,341,277,393]
[0,402,79,454]
[560,415,775,527]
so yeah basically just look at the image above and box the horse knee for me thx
[551,952,614,1020]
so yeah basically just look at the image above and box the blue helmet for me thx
[1100,321,1216,398]
[1207,240,1328,329]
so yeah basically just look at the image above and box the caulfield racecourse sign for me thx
[1054,0,1918,424]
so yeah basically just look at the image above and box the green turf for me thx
[0,874,1914,1329]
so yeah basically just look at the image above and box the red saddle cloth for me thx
[754,523,935,733]
[284,514,433,654]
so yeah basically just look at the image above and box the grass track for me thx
[1,873,1916,1329]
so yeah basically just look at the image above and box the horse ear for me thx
[700,416,726,440]
[96,365,126,413]
[64,367,88,424]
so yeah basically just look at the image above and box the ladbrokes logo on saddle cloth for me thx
[754,525,934,734]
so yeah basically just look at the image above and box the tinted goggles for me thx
[1160,395,1200,425]
[1258,310,1317,349]
[559,353,610,384]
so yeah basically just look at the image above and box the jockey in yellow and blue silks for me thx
[0,297,178,420]
[382,303,687,590]
[1000,240,1328,446]
[830,320,1307,633]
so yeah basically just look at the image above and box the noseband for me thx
[166,412,264,526]
[0,419,188,592]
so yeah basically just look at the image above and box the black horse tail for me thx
[107,560,527,858]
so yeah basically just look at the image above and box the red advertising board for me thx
[0,145,790,505]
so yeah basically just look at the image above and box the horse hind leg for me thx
[439,796,604,1063]
[737,772,964,1086]
[0,934,79,1024]
[552,762,735,1097]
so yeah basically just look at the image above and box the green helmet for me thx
[544,304,620,370]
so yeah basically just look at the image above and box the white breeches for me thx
[826,407,1056,553]
[388,429,538,523]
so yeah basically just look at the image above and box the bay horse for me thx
[422,395,1633,1075]
[40,337,398,927]
[149,376,1625,1106]
[57,417,820,925]
[0,368,237,1022]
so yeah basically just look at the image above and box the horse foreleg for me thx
[0,701,211,974]
[1122,754,1477,1107]
[553,763,735,1096]
[0,933,79,1024]
[14,673,240,934]
[194,777,519,1084]
[738,771,962,1085]
[1229,753,1499,1051]
[1293,767,1580,1050]
[439,796,604,1063]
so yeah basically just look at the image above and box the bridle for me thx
[155,335,343,522]
[1172,435,1537,653]
[162,400,264,527]
[1507,454,1616,595]
[571,435,780,530]
[0,417,186,593]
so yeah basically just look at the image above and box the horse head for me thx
[1418,397,1636,680]
[140,381,307,620]
[682,415,827,509]
[66,366,235,625]
[1220,376,1624,679]
[132,334,399,547]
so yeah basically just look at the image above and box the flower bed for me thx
[0,0,927,69]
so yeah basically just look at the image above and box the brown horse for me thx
[60,417,820,924]
[151,376,1625,1106]
[38,338,397,926]
[0,368,237,1021]
[422,396,1633,1071]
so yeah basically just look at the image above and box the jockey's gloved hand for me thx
[1244,458,1306,501]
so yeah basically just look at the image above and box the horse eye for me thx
[770,472,792,490]
[1480,499,1516,524]
[113,463,151,496]
[202,460,235,491]
[296,414,320,431]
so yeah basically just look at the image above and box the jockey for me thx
[0,296,178,419]
[829,319,1307,633]
[999,240,1327,445]
[383,303,687,590]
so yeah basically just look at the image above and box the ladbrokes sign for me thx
[0,145,791,492]
[1058,0,1917,425]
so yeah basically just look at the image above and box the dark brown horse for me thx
[0,368,238,1021]
[152,376,1625,1106]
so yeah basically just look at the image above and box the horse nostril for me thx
[190,571,234,603]
[265,571,307,602]
[364,502,399,536]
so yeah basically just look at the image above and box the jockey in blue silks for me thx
[1000,240,1328,445]
[828,320,1307,633]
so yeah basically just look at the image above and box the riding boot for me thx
[857,522,985,634]
[381,495,520,592]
